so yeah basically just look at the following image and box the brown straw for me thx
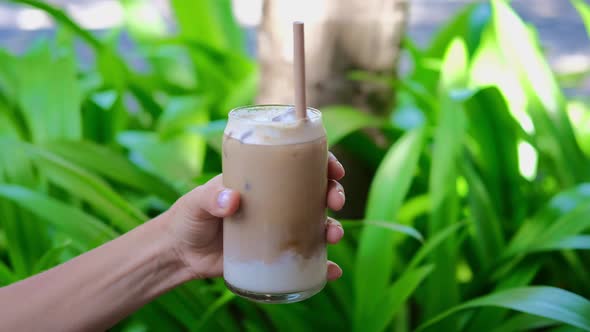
[293,21,307,120]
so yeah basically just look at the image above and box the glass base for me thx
[225,280,326,304]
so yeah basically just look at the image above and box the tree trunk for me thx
[257,0,409,217]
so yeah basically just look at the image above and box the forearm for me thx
[0,212,192,332]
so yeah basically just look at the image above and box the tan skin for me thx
[0,154,346,332]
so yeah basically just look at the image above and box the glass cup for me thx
[222,105,328,303]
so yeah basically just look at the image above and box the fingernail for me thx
[338,189,345,200]
[217,189,232,209]
[336,225,344,237]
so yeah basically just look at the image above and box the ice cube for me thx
[271,108,297,123]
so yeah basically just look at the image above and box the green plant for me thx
[1,0,590,331]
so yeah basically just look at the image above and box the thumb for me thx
[178,175,241,220]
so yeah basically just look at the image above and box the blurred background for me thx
[1,0,590,331]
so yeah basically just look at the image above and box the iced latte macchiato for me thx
[222,105,328,303]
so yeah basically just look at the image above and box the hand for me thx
[165,152,346,280]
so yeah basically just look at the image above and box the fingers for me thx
[328,152,345,180]
[327,261,343,281]
[326,217,344,244]
[327,179,345,211]
[178,175,241,220]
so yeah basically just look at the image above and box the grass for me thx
[1,0,590,331]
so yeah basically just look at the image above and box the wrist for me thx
[144,213,194,296]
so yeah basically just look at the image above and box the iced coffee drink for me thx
[222,105,328,303]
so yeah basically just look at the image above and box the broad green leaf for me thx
[170,0,244,52]
[360,265,433,332]
[0,261,15,285]
[408,221,467,270]
[44,141,179,203]
[0,136,48,278]
[118,131,207,187]
[430,38,468,209]
[475,0,590,186]
[571,0,590,38]
[505,185,590,257]
[417,287,590,331]
[32,240,72,274]
[491,314,559,332]
[397,194,430,225]
[466,262,541,331]
[340,220,423,242]
[533,235,590,252]
[97,48,129,92]
[464,87,523,225]
[9,0,102,50]
[567,101,590,158]
[262,304,314,332]
[193,291,235,332]
[427,3,490,57]
[326,240,356,320]
[461,157,505,269]
[119,96,209,187]
[219,63,258,115]
[0,185,117,250]
[157,96,208,137]
[21,143,147,232]
[322,106,385,147]
[15,47,82,143]
[439,38,469,92]
[424,38,468,323]
[354,127,425,329]
[0,51,18,106]
[120,0,167,43]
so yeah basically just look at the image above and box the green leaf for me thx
[322,106,385,147]
[359,265,433,332]
[170,0,244,52]
[465,262,542,331]
[354,127,425,330]
[32,239,72,274]
[15,47,82,143]
[427,3,490,57]
[340,220,423,242]
[533,235,590,252]
[20,143,147,232]
[9,0,102,50]
[571,0,590,38]
[44,141,179,203]
[0,261,15,285]
[0,136,49,278]
[424,38,468,323]
[417,287,590,331]
[119,0,167,43]
[408,221,467,270]
[505,185,590,257]
[193,291,235,332]
[118,131,207,187]
[0,185,117,250]
[430,39,468,210]
[461,157,505,269]
[491,313,559,332]
[262,304,314,332]
[472,0,590,186]
[157,97,208,137]
[464,87,522,225]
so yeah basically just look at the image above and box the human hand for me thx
[165,152,346,280]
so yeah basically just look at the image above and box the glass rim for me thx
[228,104,322,122]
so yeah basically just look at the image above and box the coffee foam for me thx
[224,249,327,293]
[224,106,325,145]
